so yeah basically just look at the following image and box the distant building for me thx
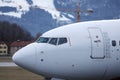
[10,41,32,55]
[0,42,8,55]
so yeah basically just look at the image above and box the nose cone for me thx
[12,43,36,71]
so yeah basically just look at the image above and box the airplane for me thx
[12,19,120,80]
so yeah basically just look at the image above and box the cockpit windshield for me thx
[58,38,67,45]
[49,38,58,45]
[36,37,68,45]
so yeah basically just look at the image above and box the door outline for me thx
[88,27,105,59]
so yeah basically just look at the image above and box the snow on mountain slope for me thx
[32,0,58,18]
[0,0,73,21]
[32,0,73,21]
[0,0,29,18]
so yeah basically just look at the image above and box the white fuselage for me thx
[13,19,120,80]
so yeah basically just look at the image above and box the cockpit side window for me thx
[58,38,67,45]
[49,38,58,45]
[36,37,49,43]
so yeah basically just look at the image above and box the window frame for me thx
[4,46,6,49]
[0,46,2,49]
[58,37,68,45]
[0,51,2,53]
[36,37,50,43]
[4,51,6,53]
[48,38,58,45]
[36,37,68,46]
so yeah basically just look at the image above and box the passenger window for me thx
[49,38,58,45]
[112,40,116,47]
[58,38,67,45]
[119,41,120,46]
[36,37,49,43]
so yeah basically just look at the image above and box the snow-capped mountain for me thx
[0,0,74,20]
[0,0,120,36]
[0,0,76,36]
[0,0,29,18]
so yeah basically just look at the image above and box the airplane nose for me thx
[12,43,36,71]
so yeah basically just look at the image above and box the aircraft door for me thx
[88,28,105,59]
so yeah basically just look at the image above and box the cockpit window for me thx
[58,38,67,45]
[36,37,49,43]
[36,37,68,45]
[49,38,58,45]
